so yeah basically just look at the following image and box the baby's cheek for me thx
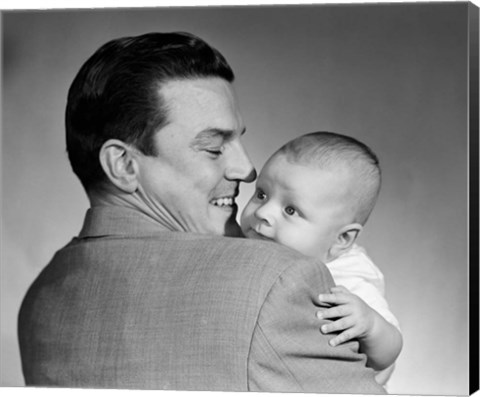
[275,230,298,250]
[283,233,318,258]
[239,207,252,229]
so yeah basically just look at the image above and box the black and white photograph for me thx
[1,1,478,396]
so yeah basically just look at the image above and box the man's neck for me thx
[87,184,184,232]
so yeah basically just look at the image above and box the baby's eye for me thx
[284,206,296,216]
[255,189,267,201]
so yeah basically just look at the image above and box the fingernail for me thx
[329,340,336,347]
[321,325,328,333]
[318,294,324,300]
[316,312,323,319]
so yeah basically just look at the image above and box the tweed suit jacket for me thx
[18,206,384,393]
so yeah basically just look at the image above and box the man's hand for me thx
[316,285,378,347]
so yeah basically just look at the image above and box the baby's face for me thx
[240,154,353,261]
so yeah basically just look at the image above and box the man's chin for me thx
[206,204,241,237]
[224,220,243,237]
[220,205,242,237]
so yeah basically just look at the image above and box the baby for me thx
[241,131,402,385]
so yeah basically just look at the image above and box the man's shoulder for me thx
[154,233,317,265]
[134,232,328,284]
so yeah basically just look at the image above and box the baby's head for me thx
[241,131,381,262]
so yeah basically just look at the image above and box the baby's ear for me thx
[328,223,363,260]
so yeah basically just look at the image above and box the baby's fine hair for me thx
[277,131,381,225]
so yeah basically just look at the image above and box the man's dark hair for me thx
[66,32,234,190]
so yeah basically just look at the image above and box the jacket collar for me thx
[79,206,170,238]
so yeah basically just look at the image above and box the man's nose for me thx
[226,142,256,183]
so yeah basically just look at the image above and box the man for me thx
[18,32,384,393]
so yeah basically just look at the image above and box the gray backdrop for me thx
[1,3,472,394]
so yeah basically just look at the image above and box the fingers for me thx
[327,329,357,347]
[316,304,351,320]
[318,316,354,334]
[316,286,365,347]
[316,316,359,347]
[317,291,353,306]
[330,285,349,294]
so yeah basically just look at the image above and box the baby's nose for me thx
[254,204,273,225]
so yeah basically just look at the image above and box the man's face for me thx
[240,154,354,261]
[136,78,255,236]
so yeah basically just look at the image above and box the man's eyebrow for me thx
[190,127,246,148]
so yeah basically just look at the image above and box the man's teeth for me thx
[211,197,234,207]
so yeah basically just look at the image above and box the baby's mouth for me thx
[248,228,273,241]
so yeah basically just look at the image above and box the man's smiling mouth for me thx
[210,197,234,207]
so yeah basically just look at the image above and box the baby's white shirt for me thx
[325,244,400,330]
[325,244,401,388]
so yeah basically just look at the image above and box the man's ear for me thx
[328,223,363,259]
[99,139,139,194]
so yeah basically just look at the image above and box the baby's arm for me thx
[316,285,403,371]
